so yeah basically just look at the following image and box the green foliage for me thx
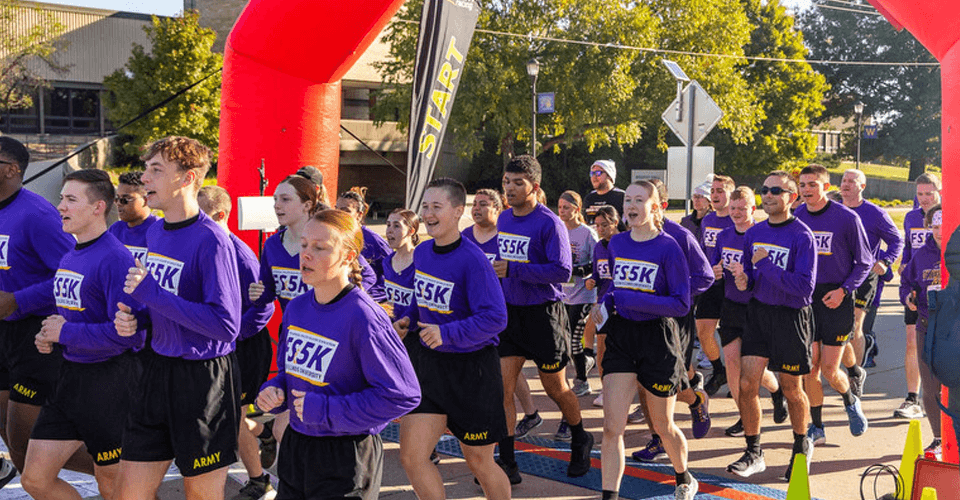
[103,11,222,160]
[797,1,941,180]
[0,0,66,112]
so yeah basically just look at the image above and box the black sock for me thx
[573,352,587,380]
[847,365,859,377]
[584,348,595,358]
[525,410,539,419]
[711,359,724,373]
[675,470,693,486]
[251,472,269,482]
[688,392,703,410]
[602,490,619,500]
[810,405,823,428]
[257,421,274,440]
[793,432,807,453]
[570,422,589,442]
[499,437,515,464]
[907,392,919,403]
[841,389,856,407]
[746,434,761,454]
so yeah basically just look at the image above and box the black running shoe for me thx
[725,419,745,437]
[567,432,595,477]
[727,449,766,478]
[704,370,727,396]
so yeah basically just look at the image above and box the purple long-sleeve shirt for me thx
[229,233,275,341]
[742,217,817,308]
[664,219,714,297]
[603,231,690,322]
[54,232,146,363]
[361,226,391,302]
[130,212,241,360]
[383,252,418,326]
[712,226,752,304]
[413,238,507,353]
[903,208,929,266]
[1,188,74,321]
[700,212,734,253]
[592,240,613,302]
[794,201,872,292]
[107,214,160,263]
[261,285,420,437]
[899,237,942,334]
[849,200,903,265]
[497,204,572,306]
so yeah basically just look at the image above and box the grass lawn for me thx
[828,161,941,182]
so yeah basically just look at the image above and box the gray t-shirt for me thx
[562,223,599,305]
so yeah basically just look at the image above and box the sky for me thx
[47,0,814,17]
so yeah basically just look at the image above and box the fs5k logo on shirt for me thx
[272,267,311,300]
[285,325,338,386]
[415,271,455,314]
[753,243,790,270]
[498,232,530,262]
[53,269,85,311]
[702,227,722,248]
[720,247,743,269]
[384,279,414,308]
[124,245,148,264]
[911,229,931,249]
[613,258,659,293]
[144,253,184,294]
[596,259,611,280]
[812,231,834,256]
[0,235,9,269]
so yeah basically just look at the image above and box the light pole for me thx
[526,58,540,156]
[854,101,864,170]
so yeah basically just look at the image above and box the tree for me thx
[0,0,66,113]
[374,0,768,167]
[103,11,222,160]
[798,1,941,179]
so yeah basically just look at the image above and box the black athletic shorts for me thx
[278,430,382,500]
[408,343,506,446]
[122,351,241,477]
[498,301,570,373]
[602,315,685,398]
[694,281,724,320]
[32,353,141,466]
[904,306,919,326]
[741,299,813,376]
[0,316,63,405]
[236,328,274,406]
[718,299,748,347]
[811,283,855,346]
[854,272,880,311]
[677,307,696,371]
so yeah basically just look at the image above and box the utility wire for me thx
[817,4,883,16]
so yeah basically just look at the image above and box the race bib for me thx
[613,258,659,292]
[498,232,531,262]
[415,271,455,314]
[0,235,9,270]
[53,269,85,311]
[384,279,414,308]
[124,245,148,263]
[702,227,722,248]
[812,231,834,256]
[145,253,184,295]
[720,247,743,269]
[272,267,311,301]
[753,243,790,271]
[284,325,338,386]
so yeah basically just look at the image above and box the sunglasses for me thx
[115,196,140,206]
[759,186,794,196]
[590,170,605,177]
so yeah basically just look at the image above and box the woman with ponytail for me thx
[593,180,696,500]
[383,208,421,337]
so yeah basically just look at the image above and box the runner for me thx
[709,187,787,438]
[583,160,624,225]
[197,186,277,500]
[22,170,145,500]
[727,170,816,481]
[558,191,598,399]
[698,175,736,396]
[838,170,903,387]
[583,206,621,410]
[336,188,391,303]
[107,171,159,263]
[0,136,77,485]
[398,178,511,499]
[896,173,941,424]
[596,179,697,500]
[794,164,871,446]
[257,209,420,500]
[899,204,944,458]
[115,136,242,500]
[495,155,594,481]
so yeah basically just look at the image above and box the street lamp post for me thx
[526,58,540,156]
[854,101,865,170]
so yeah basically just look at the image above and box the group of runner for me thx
[0,132,948,500]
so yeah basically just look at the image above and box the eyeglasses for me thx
[115,196,139,205]
[590,170,605,177]
[759,186,794,196]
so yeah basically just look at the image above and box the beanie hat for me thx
[591,160,616,182]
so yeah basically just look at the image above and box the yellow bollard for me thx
[786,453,811,500]
[899,419,924,500]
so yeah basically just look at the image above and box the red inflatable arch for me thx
[217,0,405,249]
[870,0,960,463]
